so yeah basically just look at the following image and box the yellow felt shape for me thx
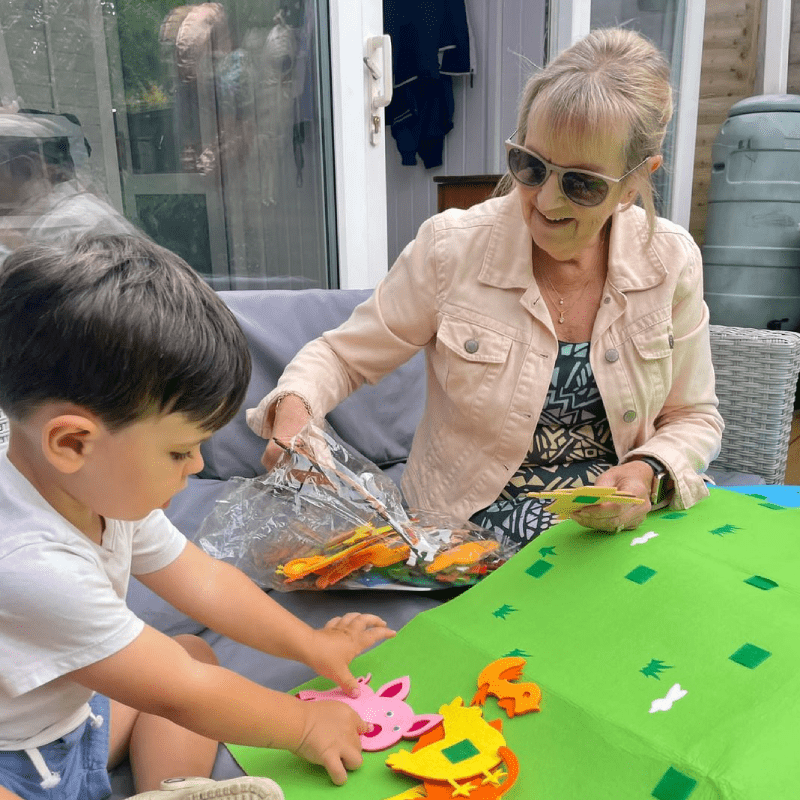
[526,486,644,518]
[386,698,506,788]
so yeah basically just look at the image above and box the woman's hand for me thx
[302,613,396,697]
[570,461,654,532]
[261,393,312,470]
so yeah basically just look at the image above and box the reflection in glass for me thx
[590,0,684,215]
[112,0,336,288]
[0,110,135,266]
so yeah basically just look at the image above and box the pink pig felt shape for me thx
[296,674,442,752]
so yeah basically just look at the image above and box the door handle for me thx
[364,34,393,111]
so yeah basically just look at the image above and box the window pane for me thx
[0,0,337,289]
[589,0,685,215]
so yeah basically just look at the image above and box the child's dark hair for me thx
[0,233,251,431]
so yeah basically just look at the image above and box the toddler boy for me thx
[0,235,394,800]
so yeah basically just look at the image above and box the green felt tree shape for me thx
[640,659,673,679]
[710,524,741,536]
[492,604,517,620]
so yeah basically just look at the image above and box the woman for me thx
[247,28,723,546]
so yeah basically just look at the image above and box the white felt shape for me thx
[631,531,659,546]
[649,683,688,713]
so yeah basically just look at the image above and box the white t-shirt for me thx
[0,452,186,749]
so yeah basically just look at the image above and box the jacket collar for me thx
[477,190,535,290]
[477,190,667,294]
[606,203,668,292]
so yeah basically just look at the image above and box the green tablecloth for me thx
[230,487,800,799]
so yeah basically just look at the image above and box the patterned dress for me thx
[471,341,617,547]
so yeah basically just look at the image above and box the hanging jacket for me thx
[384,0,473,168]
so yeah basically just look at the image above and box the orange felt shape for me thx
[471,657,542,718]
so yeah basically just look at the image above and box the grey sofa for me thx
[114,289,443,797]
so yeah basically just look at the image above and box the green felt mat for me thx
[229,488,800,799]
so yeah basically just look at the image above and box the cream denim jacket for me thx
[248,191,723,522]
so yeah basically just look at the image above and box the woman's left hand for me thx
[302,613,396,697]
[570,462,653,532]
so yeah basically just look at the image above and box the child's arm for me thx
[138,541,396,696]
[69,625,367,784]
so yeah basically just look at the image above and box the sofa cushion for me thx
[199,289,426,481]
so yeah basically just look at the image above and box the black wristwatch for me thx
[636,456,670,507]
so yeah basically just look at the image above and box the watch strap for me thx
[636,456,669,506]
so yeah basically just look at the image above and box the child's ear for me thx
[42,414,100,474]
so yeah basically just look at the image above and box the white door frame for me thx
[757,0,792,94]
[669,0,706,229]
[329,0,390,289]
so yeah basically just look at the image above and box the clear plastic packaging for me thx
[197,422,516,590]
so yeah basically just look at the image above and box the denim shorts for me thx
[0,695,112,800]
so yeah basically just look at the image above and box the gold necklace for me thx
[541,272,594,324]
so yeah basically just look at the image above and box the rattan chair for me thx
[708,325,800,484]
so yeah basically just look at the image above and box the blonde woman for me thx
[249,28,723,547]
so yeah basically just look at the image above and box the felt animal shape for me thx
[383,718,520,800]
[386,698,506,791]
[471,657,541,718]
[649,683,688,713]
[425,541,499,574]
[526,485,644,518]
[297,675,441,751]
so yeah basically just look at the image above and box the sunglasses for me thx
[504,136,648,207]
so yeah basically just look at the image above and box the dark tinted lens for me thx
[508,147,546,186]
[561,171,609,206]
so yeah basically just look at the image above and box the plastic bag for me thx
[197,421,517,590]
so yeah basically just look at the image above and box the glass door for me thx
[4,0,387,290]
[0,0,381,289]
[553,0,706,228]
[107,0,339,289]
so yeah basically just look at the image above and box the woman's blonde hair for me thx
[494,28,673,235]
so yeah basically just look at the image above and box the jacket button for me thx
[605,348,619,362]
[603,296,611,304]
[668,334,674,348]
[464,339,479,354]
[623,410,637,422]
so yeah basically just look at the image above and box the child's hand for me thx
[293,698,371,784]
[303,612,396,697]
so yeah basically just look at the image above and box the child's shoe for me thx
[129,776,284,799]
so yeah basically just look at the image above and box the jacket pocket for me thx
[433,315,513,416]
[629,320,673,404]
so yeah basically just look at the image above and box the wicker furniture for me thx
[709,325,800,484]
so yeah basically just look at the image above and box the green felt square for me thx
[526,559,554,578]
[574,495,601,504]
[730,643,771,669]
[441,738,480,764]
[652,767,697,799]
[626,565,656,584]
[744,575,778,591]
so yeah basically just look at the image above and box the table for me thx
[230,486,800,799]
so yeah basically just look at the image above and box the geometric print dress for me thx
[470,341,617,548]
